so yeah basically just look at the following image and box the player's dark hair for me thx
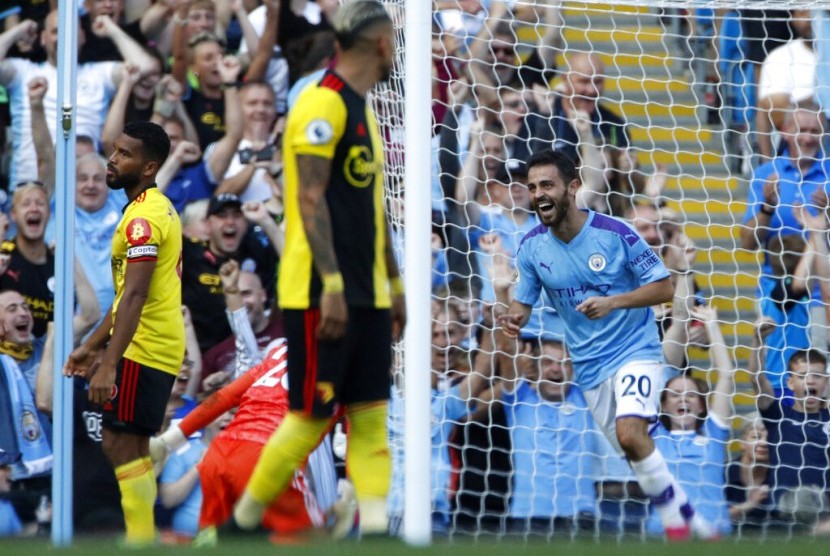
[525,150,579,185]
[123,121,171,167]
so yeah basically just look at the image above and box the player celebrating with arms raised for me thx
[499,150,714,540]
[65,121,184,547]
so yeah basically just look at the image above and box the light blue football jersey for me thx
[502,382,599,518]
[514,211,669,390]
[647,418,732,536]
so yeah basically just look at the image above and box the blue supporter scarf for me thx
[0,355,52,480]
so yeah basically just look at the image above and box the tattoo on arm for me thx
[296,154,339,276]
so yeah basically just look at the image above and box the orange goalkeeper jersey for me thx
[178,340,291,445]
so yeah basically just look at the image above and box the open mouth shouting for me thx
[534,197,556,221]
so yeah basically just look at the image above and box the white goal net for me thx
[377,0,830,541]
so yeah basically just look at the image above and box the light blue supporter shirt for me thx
[0,499,22,537]
[472,209,539,303]
[502,381,598,518]
[741,155,828,386]
[647,417,732,536]
[46,190,126,314]
[387,381,472,524]
[513,211,668,390]
[159,438,206,537]
[742,155,830,284]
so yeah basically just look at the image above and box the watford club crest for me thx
[126,218,152,246]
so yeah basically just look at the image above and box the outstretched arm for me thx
[700,305,737,423]
[661,232,697,369]
[92,15,156,81]
[102,63,142,156]
[206,56,244,181]
[243,0,280,83]
[535,0,564,72]
[748,317,776,412]
[27,77,55,198]
[0,19,36,85]
[150,363,261,462]
[467,1,510,110]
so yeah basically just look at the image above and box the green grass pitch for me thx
[2,536,829,555]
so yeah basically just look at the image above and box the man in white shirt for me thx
[0,10,156,186]
[756,9,815,159]
[210,82,280,203]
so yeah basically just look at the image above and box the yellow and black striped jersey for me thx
[278,70,391,310]
[111,186,184,375]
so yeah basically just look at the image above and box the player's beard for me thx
[106,167,141,191]
[535,193,570,229]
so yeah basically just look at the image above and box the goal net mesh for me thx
[376,0,830,540]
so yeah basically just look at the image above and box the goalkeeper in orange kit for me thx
[150,340,355,545]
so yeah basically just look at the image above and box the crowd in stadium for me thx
[0,0,829,544]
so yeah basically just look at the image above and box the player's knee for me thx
[101,429,144,467]
[615,418,651,459]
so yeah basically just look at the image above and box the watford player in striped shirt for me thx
[65,121,184,547]
[229,0,406,538]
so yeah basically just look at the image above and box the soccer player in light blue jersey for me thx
[499,150,704,541]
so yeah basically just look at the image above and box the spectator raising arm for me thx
[139,0,177,44]
[568,105,607,212]
[698,305,737,424]
[102,63,143,156]
[242,201,284,257]
[467,1,510,110]
[205,56,245,181]
[534,0,564,79]
[27,77,55,198]
[0,19,37,87]
[748,316,777,412]
[242,0,280,84]
[93,15,157,83]
[150,76,201,146]
[233,0,262,65]
[170,2,190,87]
[661,232,697,370]
[455,118,488,226]
[156,141,203,193]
